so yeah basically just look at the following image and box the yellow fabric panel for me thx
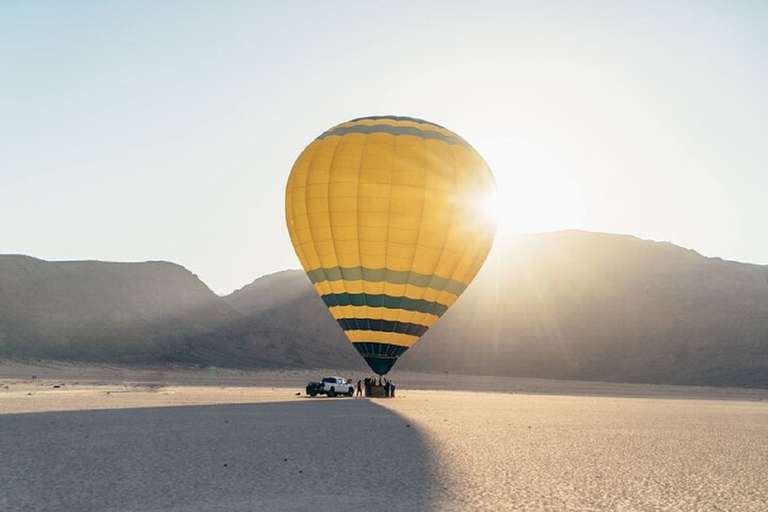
[409,245,444,277]
[284,193,303,268]
[357,157,389,270]
[343,330,418,348]
[400,283,427,304]
[327,137,363,270]
[393,309,422,325]
[380,280,403,299]
[305,141,337,271]
[452,226,495,285]
[317,280,333,297]
[410,142,457,277]
[437,256,479,305]
[312,240,337,267]
[406,311,442,330]
[286,149,314,271]
[363,280,386,296]
[429,194,481,281]
[392,144,426,184]
[440,291,460,307]
[314,281,359,295]
[328,306,439,325]
[333,240,360,268]
[419,314,441,328]
[299,241,321,270]
[329,135,365,174]
[432,247,464,278]
[340,304,356,320]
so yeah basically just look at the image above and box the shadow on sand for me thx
[1,399,440,512]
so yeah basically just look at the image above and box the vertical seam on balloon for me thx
[304,143,331,292]
[434,145,478,311]
[285,167,299,267]
[447,196,481,288]
[293,146,319,273]
[409,130,434,335]
[391,129,409,338]
[355,129,370,323]
[428,145,464,309]
[451,151,497,289]
[379,127,407,332]
[453,210,496,296]
[324,135,343,305]
[449,158,496,289]
[293,144,318,285]
[420,139,460,321]
[381,130,395,335]
[286,157,303,268]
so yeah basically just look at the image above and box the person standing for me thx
[356,379,362,396]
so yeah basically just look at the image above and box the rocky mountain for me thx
[0,256,352,369]
[405,231,768,387]
[225,269,355,366]
[227,231,768,388]
[2,231,768,387]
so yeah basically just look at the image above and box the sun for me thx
[481,139,583,235]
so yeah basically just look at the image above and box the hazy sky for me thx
[2,1,766,294]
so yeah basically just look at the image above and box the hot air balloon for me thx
[285,116,496,375]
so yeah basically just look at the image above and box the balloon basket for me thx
[369,385,387,398]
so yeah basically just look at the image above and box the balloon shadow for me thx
[0,399,440,511]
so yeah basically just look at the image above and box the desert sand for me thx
[1,362,767,511]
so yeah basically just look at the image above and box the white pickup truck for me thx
[306,376,355,397]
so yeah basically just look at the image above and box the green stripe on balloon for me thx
[306,266,467,296]
[321,292,449,317]
[316,123,470,148]
[338,318,429,337]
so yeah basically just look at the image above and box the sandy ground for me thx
[1,362,767,511]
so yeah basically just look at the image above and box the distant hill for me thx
[226,231,768,388]
[2,231,768,387]
[404,231,768,387]
[0,256,356,370]
[225,269,356,366]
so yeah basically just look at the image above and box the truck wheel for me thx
[309,390,317,397]
[328,387,336,398]
[347,388,354,397]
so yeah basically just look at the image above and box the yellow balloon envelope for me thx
[285,116,496,375]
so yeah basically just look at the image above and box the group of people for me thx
[356,377,396,398]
